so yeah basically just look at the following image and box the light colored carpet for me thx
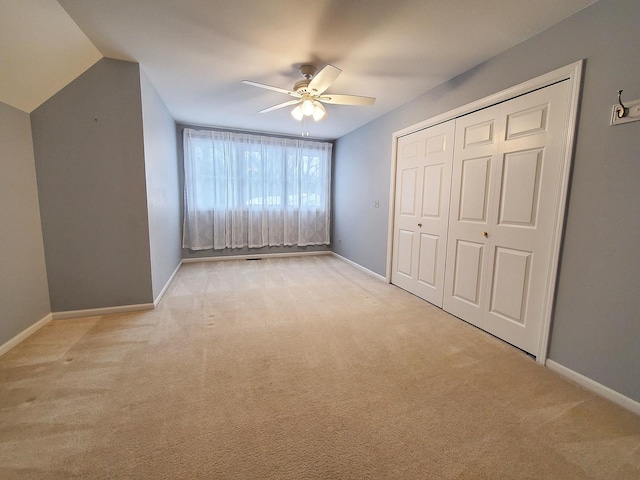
[1,255,639,479]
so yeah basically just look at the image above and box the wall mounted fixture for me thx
[611,90,640,125]
[615,90,628,118]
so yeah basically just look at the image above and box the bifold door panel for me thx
[392,120,455,307]
[443,80,571,356]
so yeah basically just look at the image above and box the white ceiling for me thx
[2,1,596,139]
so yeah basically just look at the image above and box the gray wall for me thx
[176,123,332,259]
[31,58,153,312]
[332,0,640,402]
[0,102,51,346]
[140,70,182,301]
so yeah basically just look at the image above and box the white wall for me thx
[0,101,50,346]
[140,69,182,301]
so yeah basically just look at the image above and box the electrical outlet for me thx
[373,200,380,208]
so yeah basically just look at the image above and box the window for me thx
[182,128,332,250]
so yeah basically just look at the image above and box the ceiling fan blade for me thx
[318,94,376,106]
[258,99,301,114]
[241,80,299,97]
[308,65,342,95]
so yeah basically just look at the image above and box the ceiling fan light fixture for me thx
[312,102,327,121]
[301,98,315,116]
[291,104,304,121]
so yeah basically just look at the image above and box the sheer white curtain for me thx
[182,129,332,251]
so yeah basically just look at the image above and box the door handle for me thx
[482,231,489,238]
[418,223,422,227]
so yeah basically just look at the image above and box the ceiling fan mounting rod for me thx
[299,64,317,80]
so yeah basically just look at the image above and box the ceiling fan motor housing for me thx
[293,79,311,94]
[294,65,317,94]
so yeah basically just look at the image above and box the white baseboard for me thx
[154,261,182,307]
[2,264,184,356]
[0,313,53,358]
[332,252,387,282]
[182,250,332,263]
[546,359,640,416]
[52,303,155,320]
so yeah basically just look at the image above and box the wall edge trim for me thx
[154,260,182,307]
[332,252,386,282]
[52,303,154,320]
[182,250,332,263]
[0,313,53,358]
[546,359,640,416]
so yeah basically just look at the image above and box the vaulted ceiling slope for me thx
[0,0,101,113]
[3,1,597,139]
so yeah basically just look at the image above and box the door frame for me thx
[385,60,583,364]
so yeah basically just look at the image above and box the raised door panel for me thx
[422,164,443,218]
[451,240,485,306]
[498,149,543,227]
[506,104,548,140]
[396,229,415,278]
[464,120,494,148]
[425,133,447,163]
[417,233,438,288]
[488,247,532,324]
[399,167,418,216]
[459,157,492,223]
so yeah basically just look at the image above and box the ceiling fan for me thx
[241,64,375,122]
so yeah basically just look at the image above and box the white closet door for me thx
[442,105,500,326]
[443,80,571,355]
[392,120,455,307]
